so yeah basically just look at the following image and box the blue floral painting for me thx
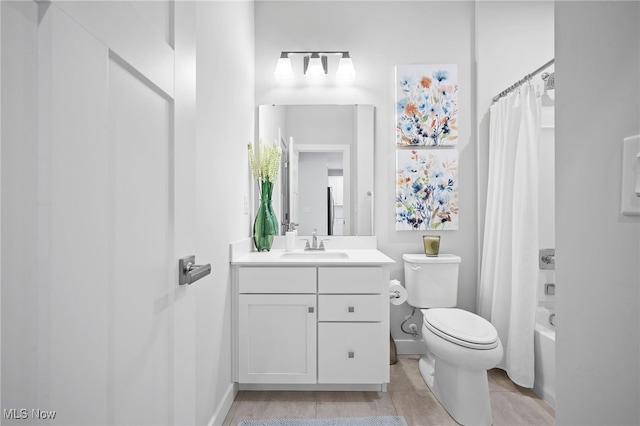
[396,149,459,230]
[396,64,458,146]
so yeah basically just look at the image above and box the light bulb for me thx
[274,53,293,80]
[336,53,355,82]
[306,53,326,81]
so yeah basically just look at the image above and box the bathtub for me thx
[534,305,556,408]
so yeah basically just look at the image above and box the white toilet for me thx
[403,254,503,426]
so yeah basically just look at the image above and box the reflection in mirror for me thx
[297,147,349,236]
[257,104,374,236]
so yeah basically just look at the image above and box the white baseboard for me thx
[394,338,425,355]
[533,384,556,409]
[207,382,238,426]
[239,383,386,392]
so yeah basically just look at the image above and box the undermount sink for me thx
[279,251,350,260]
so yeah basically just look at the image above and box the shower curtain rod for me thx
[491,58,555,103]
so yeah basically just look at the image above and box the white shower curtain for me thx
[479,84,540,388]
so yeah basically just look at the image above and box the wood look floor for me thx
[223,355,556,425]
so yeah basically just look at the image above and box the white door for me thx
[2,2,197,425]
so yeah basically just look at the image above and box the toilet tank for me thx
[402,254,461,308]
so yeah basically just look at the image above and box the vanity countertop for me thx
[231,249,395,266]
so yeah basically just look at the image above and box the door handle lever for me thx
[179,255,211,285]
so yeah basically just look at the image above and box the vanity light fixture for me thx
[336,52,356,82]
[304,53,328,80]
[274,51,356,82]
[274,52,294,80]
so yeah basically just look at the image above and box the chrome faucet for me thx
[304,229,325,251]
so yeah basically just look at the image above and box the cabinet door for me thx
[238,294,317,384]
[318,322,385,384]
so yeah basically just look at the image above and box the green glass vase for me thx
[253,181,279,252]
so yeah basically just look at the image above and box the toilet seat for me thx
[423,308,499,350]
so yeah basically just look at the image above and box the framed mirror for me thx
[257,104,375,236]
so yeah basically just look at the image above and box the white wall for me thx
[195,1,254,424]
[255,1,477,346]
[555,2,640,424]
[1,1,39,413]
[0,0,3,410]
[476,1,555,273]
[538,124,556,306]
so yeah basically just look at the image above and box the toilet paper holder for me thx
[388,279,408,306]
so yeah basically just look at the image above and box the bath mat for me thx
[238,416,408,426]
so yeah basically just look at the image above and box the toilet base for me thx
[419,356,494,426]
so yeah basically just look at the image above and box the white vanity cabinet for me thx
[234,262,390,390]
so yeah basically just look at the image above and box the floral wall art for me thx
[396,64,458,147]
[396,149,459,231]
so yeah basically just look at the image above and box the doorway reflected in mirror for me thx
[257,104,375,236]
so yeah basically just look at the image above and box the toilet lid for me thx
[423,308,499,350]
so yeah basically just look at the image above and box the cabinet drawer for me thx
[318,267,384,294]
[318,295,383,322]
[318,322,386,384]
[239,267,316,293]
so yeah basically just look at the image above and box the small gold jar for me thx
[423,235,441,256]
